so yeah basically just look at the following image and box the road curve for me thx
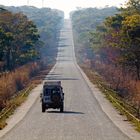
[0,20,132,140]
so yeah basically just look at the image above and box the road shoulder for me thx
[0,84,42,138]
[76,63,140,140]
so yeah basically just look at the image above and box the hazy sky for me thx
[0,0,127,18]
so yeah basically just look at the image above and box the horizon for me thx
[0,0,127,18]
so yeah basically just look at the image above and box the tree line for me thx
[90,0,140,80]
[6,6,64,63]
[71,0,140,109]
[71,6,117,63]
[0,8,40,71]
[0,6,64,71]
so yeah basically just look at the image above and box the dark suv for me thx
[41,81,64,112]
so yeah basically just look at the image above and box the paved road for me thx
[0,20,131,140]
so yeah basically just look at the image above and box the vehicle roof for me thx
[43,81,61,87]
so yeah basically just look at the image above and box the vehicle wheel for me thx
[60,103,64,112]
[42,104,45,113]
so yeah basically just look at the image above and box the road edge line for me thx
[75,63,140,140]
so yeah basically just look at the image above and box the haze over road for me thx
[0,20,131,140]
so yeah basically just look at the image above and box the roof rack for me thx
[43,81,61,86]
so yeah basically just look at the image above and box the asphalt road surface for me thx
[0,20,131,140]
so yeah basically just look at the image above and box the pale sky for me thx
[0,0,127,18]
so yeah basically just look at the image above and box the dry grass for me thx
[81,64,140,132]
[0,63,53,130]
[0,60,50,110]
[0,86,33,130]
[90,60,140,106]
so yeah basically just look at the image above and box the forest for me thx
[0,6,64,110]
[4,6,64,63]
[71,7,118,63]
[71,0,140,116]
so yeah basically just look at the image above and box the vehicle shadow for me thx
[47,110,84,115]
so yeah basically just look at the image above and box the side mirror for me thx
[40,93,42,98]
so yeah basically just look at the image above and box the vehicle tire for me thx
[42,103,45,113]
[60,103,64,113]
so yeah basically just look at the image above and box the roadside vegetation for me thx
[4,6,64,63]
[0,64,53,129]
[71,0,140,129]
[0,6,64,128]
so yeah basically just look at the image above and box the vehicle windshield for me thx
[44,87,60,95]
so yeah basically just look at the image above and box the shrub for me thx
[90,59,140,110]
[0,61,43,110]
